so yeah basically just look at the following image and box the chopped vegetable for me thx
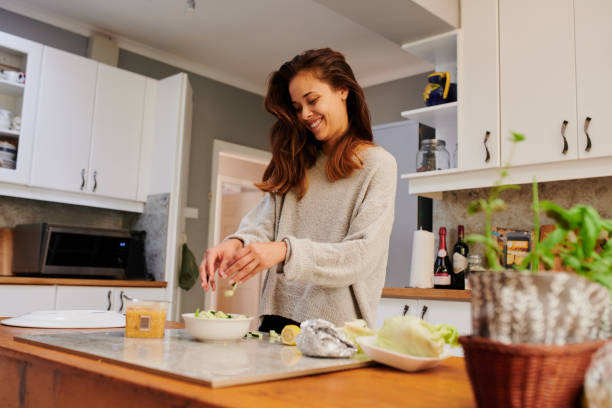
[341,319,376,353]
[224,282,238,297]
[269,330,280,343]
[193,309,247,319]
[245,331,263,339]
[376,315,459,358]
[195,308,200,317]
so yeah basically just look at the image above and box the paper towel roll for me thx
[410,229,435,288]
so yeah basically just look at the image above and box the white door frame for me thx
[205,139,271,309]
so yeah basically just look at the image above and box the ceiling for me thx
[1,0,456,95]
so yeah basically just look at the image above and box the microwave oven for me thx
[12,223,148,280]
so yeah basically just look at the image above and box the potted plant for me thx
[458,132,612,408]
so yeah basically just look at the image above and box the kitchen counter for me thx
[0,321,476,407]
[0,276,166,287]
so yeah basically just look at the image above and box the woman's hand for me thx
[225,241,287,285]
[200,238,243,291]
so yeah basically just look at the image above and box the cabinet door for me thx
[30,47,97,192]
[0,32,42,185]
[458,0,500,170]
[375,298,418,329]
[0,285,56,316]
[115,287,166,313]
[574,0,612,158]
[419,299,471,335]
[499,0,577,165]
[89,64,145,200]
[55,286,114,311]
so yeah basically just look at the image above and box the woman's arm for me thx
[281,156,397,288]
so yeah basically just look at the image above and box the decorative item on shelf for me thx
[459,131,612,408]
[3,70,25,84]
[423,72,457,106]
[416,139,450,172]
[0,109,12,130]
[0,141,16,169]
[10,116,21,132]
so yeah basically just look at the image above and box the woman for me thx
[200,48,397,333]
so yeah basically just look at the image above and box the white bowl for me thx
[182,313,253,341]
[356,335,451,372]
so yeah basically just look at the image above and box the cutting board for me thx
[15,329,371,388]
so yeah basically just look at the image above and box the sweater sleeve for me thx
[281,154,397,288]
[224,192,276,247]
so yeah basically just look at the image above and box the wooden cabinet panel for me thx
[574,0,612,159]
[30,47,97,192]
[499,0,578,165]
[89,65,145,200]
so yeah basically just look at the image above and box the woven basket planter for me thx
[459,335,606,408]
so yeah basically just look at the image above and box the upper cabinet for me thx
[458,0,499,170]
[0,32,42,185]
[31,46,146,201]
[574,0,612,159]
[499,0,578,166]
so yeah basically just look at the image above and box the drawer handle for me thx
[421,305,428,319]
[119,290,125,312]
[402,304,410,316]
[92,170,98,192]
[484,131,491,163]
[106,290,112,311]
[80,169,86,191]
[584,116,592,152]
[561,120,569,155]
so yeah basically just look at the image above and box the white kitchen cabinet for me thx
[499,0,578,165]
[458,0,499,170]
[114,287,167,313]
[0,285,56,317]
[30,46,97,193]
[31,46,146,201]
[89,64,146,200]
[0,32,42,185]
[574,0,612,159]
[55,286,115,310]
[376,297,471,335]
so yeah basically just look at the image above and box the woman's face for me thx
[289,70,349,148]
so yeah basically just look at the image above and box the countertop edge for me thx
[382,287,471,301]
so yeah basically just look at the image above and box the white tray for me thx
[1,310,125,328]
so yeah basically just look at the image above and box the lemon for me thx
[280,324,301,346]
[280,346,302,366]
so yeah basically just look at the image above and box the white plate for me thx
[356,335,451,372]
[1,310,125,328]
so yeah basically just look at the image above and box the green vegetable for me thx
[269,330,280,342]
[193,309,248,319]
[195,308,200,317]
[245,331,262,339]
[341,319,376,353]
[376,315,459,358]
[224,282,238,297]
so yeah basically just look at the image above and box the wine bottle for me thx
[452,225,469,290]
[433,227,452,289]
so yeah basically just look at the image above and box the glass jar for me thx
[416,139,451,172]
[466,254,485,290]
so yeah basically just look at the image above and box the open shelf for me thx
[0,78,25,96]
[0,128,19,137]
[401,30,458,66]
[400,101,457,130]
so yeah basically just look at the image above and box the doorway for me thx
[205,140,271,328]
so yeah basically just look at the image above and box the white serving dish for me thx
[182,313,253,341]
[356,335,451,372]
[1,310,125,328]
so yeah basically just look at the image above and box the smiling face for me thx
[289,70,349,152]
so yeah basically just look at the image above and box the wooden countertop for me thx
[382,287,472,301]
[0,321,476,407]
[0,276,167,287]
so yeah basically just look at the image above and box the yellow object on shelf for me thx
[125,298,169,339]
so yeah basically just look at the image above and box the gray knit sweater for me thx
[227,146,397,328]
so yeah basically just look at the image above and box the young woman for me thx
[200,48,397,333]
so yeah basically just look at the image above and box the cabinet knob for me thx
[402,304,410,316]
[483,131,491,163]
[106,290,112,311]
[119,290,125,312]
[584,117,592,152]
[92,170,98,192]
[80,169,86,191]
[421,305,428,319]
[561,120,569,155]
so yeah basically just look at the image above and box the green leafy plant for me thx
[466,131,612,295]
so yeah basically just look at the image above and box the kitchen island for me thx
[0,321,475,407]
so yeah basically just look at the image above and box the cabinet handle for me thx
[483,131,491,163]
[561,120,569,155]
[402,304,410,316]
[421,305,428,319]
[584,117,592,152]
[80,169,86,191]
[119,290,125,312]
[106,290,112,311]
[92,170,98,192]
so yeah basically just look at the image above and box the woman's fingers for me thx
[232,261,261,284]
[226,253,255,282]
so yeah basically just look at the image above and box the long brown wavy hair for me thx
[255,48,375,199]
